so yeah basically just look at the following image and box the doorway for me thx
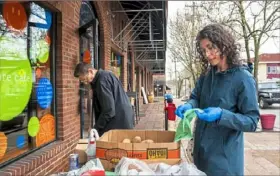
[79,1,99,138]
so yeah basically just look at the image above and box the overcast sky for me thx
[166,1,280,79]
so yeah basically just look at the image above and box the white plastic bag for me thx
[115,157,206,176]
[149,163,181,175]
[67,158,104,176]
[148,161,206,175]
[115,157,155,175]
[85,129,99,160]
[180,162,206,175]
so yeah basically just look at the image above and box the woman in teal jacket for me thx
[175,24,260,176]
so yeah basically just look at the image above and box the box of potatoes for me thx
[96,130,180,171]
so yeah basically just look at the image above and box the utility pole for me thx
[173,57,177,98]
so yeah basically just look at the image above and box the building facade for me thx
[0,1,167,175]
[256,53,280,82]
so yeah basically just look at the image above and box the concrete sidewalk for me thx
[134,98,280,175]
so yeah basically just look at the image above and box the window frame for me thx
[267,66,277,74]
[0,1,57,168]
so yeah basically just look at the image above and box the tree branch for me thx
[259,4,280,42]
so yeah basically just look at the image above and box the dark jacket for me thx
[91,69,134,136]
[188,66,259,176]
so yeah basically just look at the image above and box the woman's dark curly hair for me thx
[195,24,241,74]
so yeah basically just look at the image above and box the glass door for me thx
[79,19,99,138]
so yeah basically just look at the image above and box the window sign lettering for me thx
[0,41,32,121]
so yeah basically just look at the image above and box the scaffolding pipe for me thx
[125,19,150,43]
[138,59,164,62]
[129,49,165,52]
[113,3,149,41]
[120,12,149,43]
[126,42,163,46]
[136,49,148,60]
[150,69,165,72]
[149,12,154,49]
[112,9,163,13]
[128,40,164,42]
[130,23,151,43]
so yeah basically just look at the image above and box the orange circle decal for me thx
[36,114,55,147]
[36,68,42,78]
[83,50,91,64]
[0,132,8,160]
[45,34,51,45]
[3,2,27,30]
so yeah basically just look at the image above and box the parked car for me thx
[258,81,280,109]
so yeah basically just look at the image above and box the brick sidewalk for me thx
[135,98,280,175]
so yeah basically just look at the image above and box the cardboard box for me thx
[142,158,182,165]
[74,139,88,164]
[96,130,180,171]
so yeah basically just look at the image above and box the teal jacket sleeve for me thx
[218,75,260,132]
[188,75,204,108]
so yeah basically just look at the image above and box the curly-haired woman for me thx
[175,24,260,176]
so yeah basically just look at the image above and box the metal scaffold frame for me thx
[111,1,167,74]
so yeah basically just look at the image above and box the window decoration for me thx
[27,116,40,137]
[110,52,122,79]
[16,135,25,149]
[36,77,53,109]
[2,2,27,31]
[0,133,7,160]
[36,114,55,147]
[0,1,56,167]
[83,49,91,64]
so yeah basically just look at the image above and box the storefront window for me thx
[0,2,56,167]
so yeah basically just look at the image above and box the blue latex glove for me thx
[195,107,222,122]
[175,103,192,118]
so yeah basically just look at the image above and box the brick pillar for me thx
[151,73,154,94]
[146,71,149,93]
[149,73,151,93]
[142,67,147,94]
[122,52,128,91]
[147,71,149,94]
[137,67,142,97]
[131,51,135,91]
[147,72,149,93]
[94,1,111,71]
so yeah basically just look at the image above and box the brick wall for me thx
[0,1,146,175]
[93,1,111,71]
[1,1,82,175]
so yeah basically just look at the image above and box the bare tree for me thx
[168,2,206,88]
[200,1,280,83]
[236,1,280,82]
